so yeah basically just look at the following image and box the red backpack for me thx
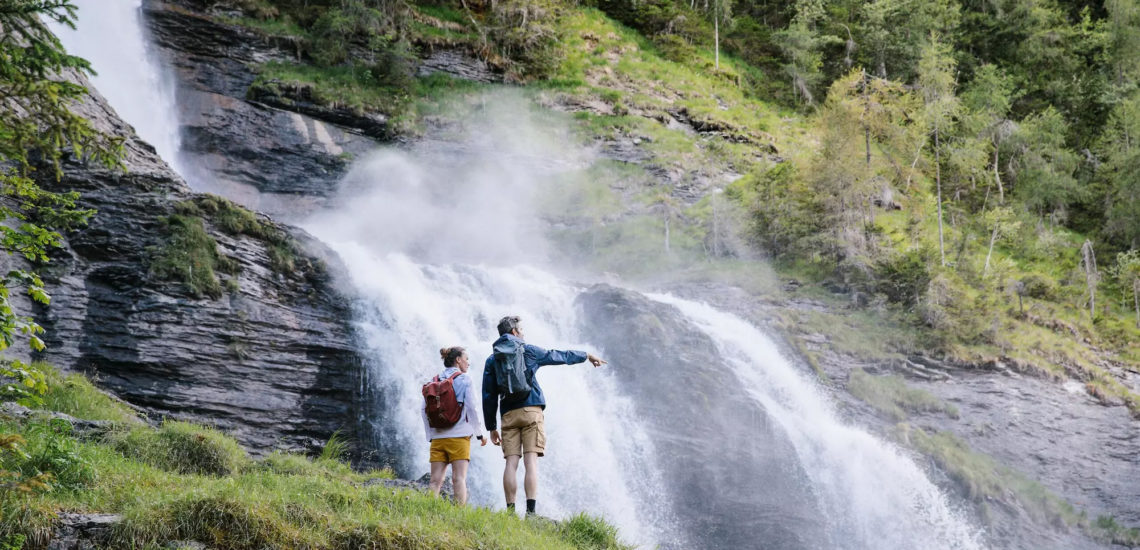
[422,371,464,429]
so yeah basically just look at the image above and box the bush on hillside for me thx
[105,421,250,476]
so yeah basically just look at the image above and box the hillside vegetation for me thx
[224,0,1140,411]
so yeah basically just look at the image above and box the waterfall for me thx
[649,295,985,550]
[53,4,989,547]
[47,0,187,178]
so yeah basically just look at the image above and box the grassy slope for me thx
[1,366,627,549]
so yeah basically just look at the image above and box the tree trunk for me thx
[936,129,946,267]
[983,222,1000,277]
[714,7,720,70]
[863,70,871,167]
[1134,277,1139,328]
[992,143,1004,204]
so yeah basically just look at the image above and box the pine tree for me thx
[0,0,121,384]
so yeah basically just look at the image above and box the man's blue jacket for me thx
[482,333,587,430]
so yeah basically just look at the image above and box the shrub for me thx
[1020,273,1058,300]
[105,421,249,476]
[558,513,628,550]
[875,248,932,306]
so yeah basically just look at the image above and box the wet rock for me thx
[417,49,502,83]
[0,402,118,437]
[143,0,380,213]
[47,513,120,550]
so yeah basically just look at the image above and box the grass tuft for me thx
[104,421,250,477]
[847,369,958,420]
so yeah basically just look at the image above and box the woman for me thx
[422,346,486,505]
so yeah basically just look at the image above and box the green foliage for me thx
[105,421,251,477]
[148,214,235,299]
[1009,107,1081,219]
[0,360,47,405]
[847,368,958,420]
[252,60,411,116]
[24,363,137,423]
[13,419,96,489]
[558,513,626,549]
[318,430,350,462]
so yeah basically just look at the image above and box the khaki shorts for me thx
[429,436,471,463]
[501,406,545,458]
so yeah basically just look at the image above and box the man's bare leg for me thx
[503,454,521,507]
[522,452,539,500]
[451,459,470,505]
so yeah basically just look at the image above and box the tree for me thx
[861,0,959,80]
[981,206,1019,277]
[1080,239,1099,318]
[917,36,960,266]
[0,0,120,383]
[1008,107,1081,222]
[775,0,830,105]
[960,64,1016,204]
[1109,250,1140,327]
[1100,94,1140,249]
[707,0,734,70]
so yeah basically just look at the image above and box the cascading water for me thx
[47,0,187,178]
[649,295,985,550]
[53,4,991,546]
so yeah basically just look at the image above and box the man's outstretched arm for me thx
[528,345,606,367]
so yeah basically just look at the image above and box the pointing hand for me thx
[587,354,607,367]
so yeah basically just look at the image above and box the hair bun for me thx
[439,347,450,360]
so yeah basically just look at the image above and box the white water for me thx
[48,0,187,178]
[651,294,986,550]
[303,124,679,546]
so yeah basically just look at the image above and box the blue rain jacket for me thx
[482,333,587,430]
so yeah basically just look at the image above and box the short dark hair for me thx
[497,315,520,336]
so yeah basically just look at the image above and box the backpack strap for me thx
[447,371,463,381]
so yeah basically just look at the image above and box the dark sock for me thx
[506,502,515,510]
[526,499,536,514]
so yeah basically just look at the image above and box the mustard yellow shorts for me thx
[501,406,545,458]
[429,436,471,463]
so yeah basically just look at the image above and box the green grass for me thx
[0,370,630,550]
[177,195,309,277]
[251,61,409,116]
[847,369,959,420]
[148,214,239,299]
[20,363,137,424]
[104,421,251,477]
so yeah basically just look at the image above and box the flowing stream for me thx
[54,3,988,548]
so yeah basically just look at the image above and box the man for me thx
[482,315,606,516]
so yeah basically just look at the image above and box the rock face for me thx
[142,0,381,218]
[577,284,828,550]
[27,73,366,456]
